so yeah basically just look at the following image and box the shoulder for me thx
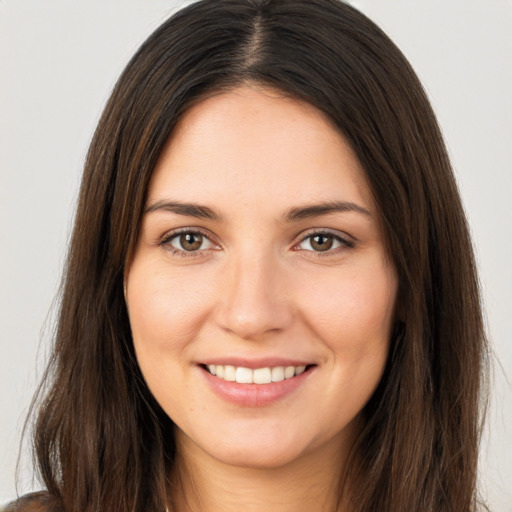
[2,492,56,512]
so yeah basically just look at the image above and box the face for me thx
[126,86,397,470]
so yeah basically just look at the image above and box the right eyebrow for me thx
[283,200,372,222]
[144,200,222,222]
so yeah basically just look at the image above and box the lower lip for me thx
[200,366,314,407]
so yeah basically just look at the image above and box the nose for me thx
[215,249,294,341]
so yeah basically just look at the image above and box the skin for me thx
[125,85,398,511]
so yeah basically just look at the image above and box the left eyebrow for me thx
[282,201,372,222]
[144,200,222,221]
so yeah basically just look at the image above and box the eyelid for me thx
[158,227,221,256]
[293,228,355,253]
[156,226,354,257]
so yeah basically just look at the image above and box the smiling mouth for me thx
[203,364,314,384]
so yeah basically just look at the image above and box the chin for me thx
[212,445,306,470]
[176,416,350,472]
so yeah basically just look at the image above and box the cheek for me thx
[300,261,397,358]
[126,262,214,413]
[127,262,213,353]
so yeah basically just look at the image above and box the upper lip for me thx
[199,357,315,369]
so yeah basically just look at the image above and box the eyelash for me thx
[295,229,355,257]
[159,227,218,258]
[158,228,355,258]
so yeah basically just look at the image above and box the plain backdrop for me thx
[1,0,511,510]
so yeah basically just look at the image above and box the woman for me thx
[6,0,489,511]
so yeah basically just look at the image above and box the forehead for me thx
[147,85,374,215]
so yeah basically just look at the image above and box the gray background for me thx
[1,0,511,509]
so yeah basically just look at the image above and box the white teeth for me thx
[271,366,285,382]
[224,365,236,382]
[295,365,306,376]
[284,366,295,379]
[235,367,253,384]
[253,367,272,384]
[206,364,309,384]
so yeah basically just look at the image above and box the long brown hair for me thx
[17,1,488,511]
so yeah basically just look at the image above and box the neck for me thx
[168,431,353,512]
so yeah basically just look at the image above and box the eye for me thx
[296,231,353,253]
[161,230,217,254]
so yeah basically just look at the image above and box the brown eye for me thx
[297,232,351,253]
[179,232,203,251]
[165,230,216,254]
[310,234,334,252]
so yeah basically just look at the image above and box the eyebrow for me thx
[283,201,372,221]
[144,200,222,221]
[144,199,371,223]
